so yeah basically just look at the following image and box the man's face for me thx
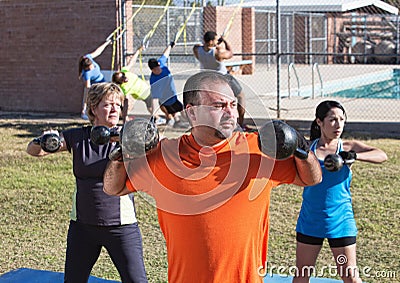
[210,35,219,47]
[190,81,238,141]
[151,66,162,75]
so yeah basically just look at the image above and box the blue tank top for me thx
[63,126,137,226]
[296,138,357,238]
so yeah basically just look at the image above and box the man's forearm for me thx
[103,160,129,196]
[294,152,322,186]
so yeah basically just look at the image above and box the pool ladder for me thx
[312,63,324,99]
[288,63,324,98]
[288,63,300,98]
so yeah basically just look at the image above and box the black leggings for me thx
[296,232,356,248]
[64,220,148,283]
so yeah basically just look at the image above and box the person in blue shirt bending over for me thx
[78,40,111,120]
[147,42,186,128]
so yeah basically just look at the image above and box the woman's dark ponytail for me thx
[310,119,321,140]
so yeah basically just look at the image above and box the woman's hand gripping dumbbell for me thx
[90,125,121,145]
[91,118,160,161]
[324,151,357,172]
[32,130,63,153]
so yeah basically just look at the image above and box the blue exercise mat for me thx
[264,274,342,282]
[0,268,120,283]
[0,268,344,283]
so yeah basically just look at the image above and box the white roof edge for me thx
[239,0,398,15]
[343,0,398,15]
[373,0,398,15]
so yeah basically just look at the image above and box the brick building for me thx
[0,0,121,114]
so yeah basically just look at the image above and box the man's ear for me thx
[186,105,196,122]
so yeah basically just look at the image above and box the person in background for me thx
[27,82,148,283]
[103,71,322,283]
[78,40,111,120]
[112,45,153,122]
[293,100,387,283]
[193,31,246,129]
[148,41,185,128]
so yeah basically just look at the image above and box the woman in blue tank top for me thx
[293,100,387,283]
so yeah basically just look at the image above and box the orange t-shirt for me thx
[126,131,296,283]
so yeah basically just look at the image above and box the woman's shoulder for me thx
[63,126,91,139]
[342,139,360,151]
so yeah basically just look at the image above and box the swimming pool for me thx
[327,69,400,99]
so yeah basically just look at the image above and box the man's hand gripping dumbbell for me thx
[257,120,310,160]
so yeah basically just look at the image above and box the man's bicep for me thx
[216,49,233,60]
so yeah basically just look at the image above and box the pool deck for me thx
[128,63,400,137]
[128,63,400,122]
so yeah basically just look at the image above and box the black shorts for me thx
[161,99,183,115]
[296,232,357,248]
[224,74,242,97]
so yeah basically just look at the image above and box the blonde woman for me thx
[27,83,148,283]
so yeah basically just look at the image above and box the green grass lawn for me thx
[0,118,398,283]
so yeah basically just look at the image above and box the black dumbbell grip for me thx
[109,127,120,137]
[32,137,41,145]
[109,145,123,162]
[294,148,309,160]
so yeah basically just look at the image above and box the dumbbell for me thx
[109,118,160,161]
[90,126,121,145]
[258,120,309,160]
[323,151,357,172]
[32,133,62,153]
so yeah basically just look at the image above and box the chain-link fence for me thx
[123,1,400,123]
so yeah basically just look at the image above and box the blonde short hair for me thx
[86,82,124,124]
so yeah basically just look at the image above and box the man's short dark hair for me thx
[183,70,229,107]
[148,58,160,69]
[204,31,217,42]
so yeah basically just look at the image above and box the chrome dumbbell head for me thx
[324,154,344,172]
[33,133,62,153]
[121,118,159,158]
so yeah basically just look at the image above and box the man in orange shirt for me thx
[103,71,322,282]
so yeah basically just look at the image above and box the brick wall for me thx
[0,0,118,114]
[202,6,254,75]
